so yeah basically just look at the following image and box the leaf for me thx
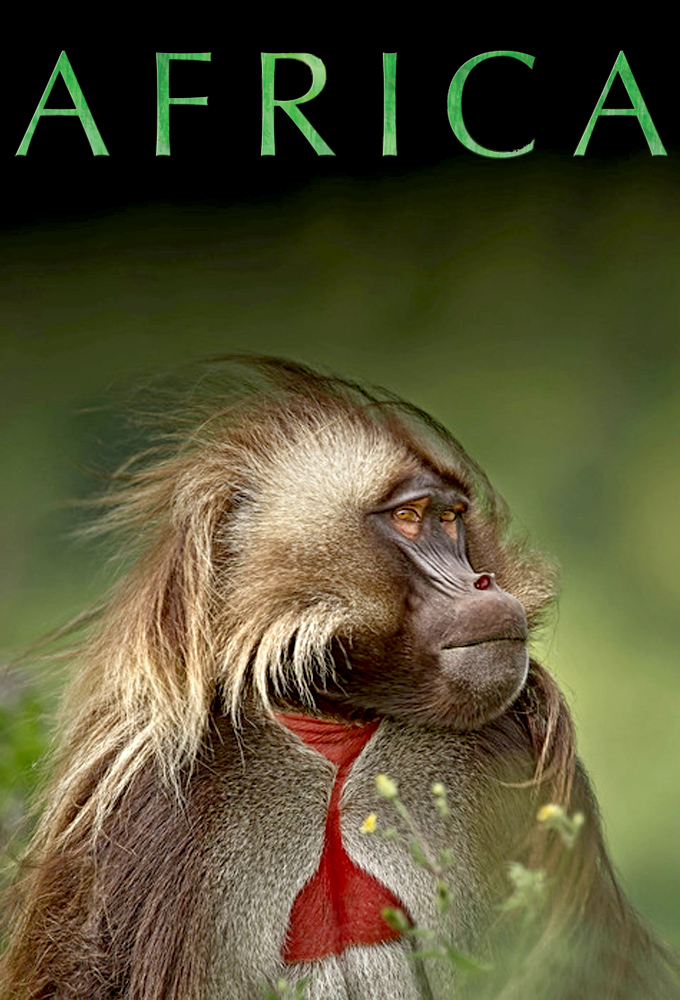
[381,906,410,932]
[409,837,429,867]
[443,944,492,974]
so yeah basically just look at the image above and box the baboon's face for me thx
[314,470,529,730]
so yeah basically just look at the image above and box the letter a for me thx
[16,51,108,156]
[575,51,665,156]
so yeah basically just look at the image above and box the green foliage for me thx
[262,976,310,1000]
[364,776,585,990]
[0,679,50,852]
[500,862,547,919]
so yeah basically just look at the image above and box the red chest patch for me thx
[274,713,408,962]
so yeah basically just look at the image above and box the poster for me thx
[1,16,678,966]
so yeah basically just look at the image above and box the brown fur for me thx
[1,358,678,999]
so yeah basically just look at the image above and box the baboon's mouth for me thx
[441,635,527,651]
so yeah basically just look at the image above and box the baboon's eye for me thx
[440,510,458,522]
[389,496,429,538]
[394,507,421,522]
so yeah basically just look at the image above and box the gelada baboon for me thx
[1,358,678,1000]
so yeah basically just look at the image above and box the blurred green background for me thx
[1,157,679,949]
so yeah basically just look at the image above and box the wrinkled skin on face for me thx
[310,472,529,730]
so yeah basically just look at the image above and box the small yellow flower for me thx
[360,812,378,834]
[375,773,398,799]
[537,803,563,823]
